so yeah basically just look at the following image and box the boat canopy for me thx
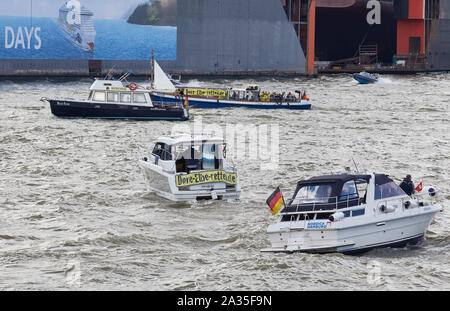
[155,134,225,147]
[282,174,371,213]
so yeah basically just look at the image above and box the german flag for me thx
[266,187,284,215]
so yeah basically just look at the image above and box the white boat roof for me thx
[156,134,225,146]
[89,79,148,92]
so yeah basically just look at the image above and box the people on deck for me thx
[399,174,415,196]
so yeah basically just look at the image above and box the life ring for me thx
[129,83,138,91]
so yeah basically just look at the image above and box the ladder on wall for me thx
[358,44,378,64]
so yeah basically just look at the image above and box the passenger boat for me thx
[262,173,443,254]
[149,56,311,110]
[58,1,96,52]
[353,72,378,84]
[41,73,189,121]
[138,135,241,201]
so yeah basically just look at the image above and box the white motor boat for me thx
[262,173,443,254]
[139,135,241,201]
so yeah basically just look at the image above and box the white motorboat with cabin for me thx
[41,72,189,121]
[262,173,443,254]
[138,135,241,201]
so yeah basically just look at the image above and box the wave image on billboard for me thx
[0,0,177,60]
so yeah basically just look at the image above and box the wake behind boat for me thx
[41,72,189,121]
[262,172,442,254]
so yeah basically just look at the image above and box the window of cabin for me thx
[152,143,172,161]
[375,181,406,200]
[134,93,147,103]
[107,92,119,102]
[292,184,333,205]
[93,91,106,101]
[339,180,358,201]
[120,92,131,103]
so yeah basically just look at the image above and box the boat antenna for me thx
[351,157,360,173]
[104,65,116,80]
[150,50,155,89]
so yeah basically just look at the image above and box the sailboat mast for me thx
[150,50,154,89]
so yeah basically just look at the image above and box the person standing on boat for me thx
[399,174,415,196]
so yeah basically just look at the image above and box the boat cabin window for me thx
[107,92,119,102]
[375,181,405,200]
[152,143,172,161]
[93,91,106,101]
[292,184,333,205]
[174,142,223,173]
[339,180,358,201]
[120,92,131,103]
[133,93,147,103]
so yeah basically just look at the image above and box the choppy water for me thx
[0,73,449,290]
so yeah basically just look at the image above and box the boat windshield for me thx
[292,184,333,205]
[375,181,405,200]
[173,142,224,172]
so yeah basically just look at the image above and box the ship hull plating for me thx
[49,100,188,121]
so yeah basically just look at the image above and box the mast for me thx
[150,50,155,89]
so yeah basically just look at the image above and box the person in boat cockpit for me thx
[399,174,415,196]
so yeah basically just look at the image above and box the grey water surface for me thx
[0,73,449,290]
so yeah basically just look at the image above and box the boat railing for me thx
[281,195,363,215]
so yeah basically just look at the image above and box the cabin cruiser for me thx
[262,173,443,254]
[138,135,241,201]
[353,72,378,84]
[58,1,96,52]
[41,72,189,121]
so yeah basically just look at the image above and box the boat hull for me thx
[48,100,188,121]
[153,93,311,110]
[262,207,440,255]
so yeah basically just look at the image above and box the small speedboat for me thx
[353,72,378,84]
[167,73,182,85]
[138,134,241,201]
[41,73,189,121]
[262,173,443,254]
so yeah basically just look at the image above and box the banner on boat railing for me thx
[176,170,237,187]
[183,88,226,97]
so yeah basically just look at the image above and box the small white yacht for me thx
[262,173,443,254]
[139,135,241,201]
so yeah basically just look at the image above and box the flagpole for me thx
[351,157,359,173]
[280,187,287,212]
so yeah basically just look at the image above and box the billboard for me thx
[0,0,177,60]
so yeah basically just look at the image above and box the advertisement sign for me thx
[0,0,177,60]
